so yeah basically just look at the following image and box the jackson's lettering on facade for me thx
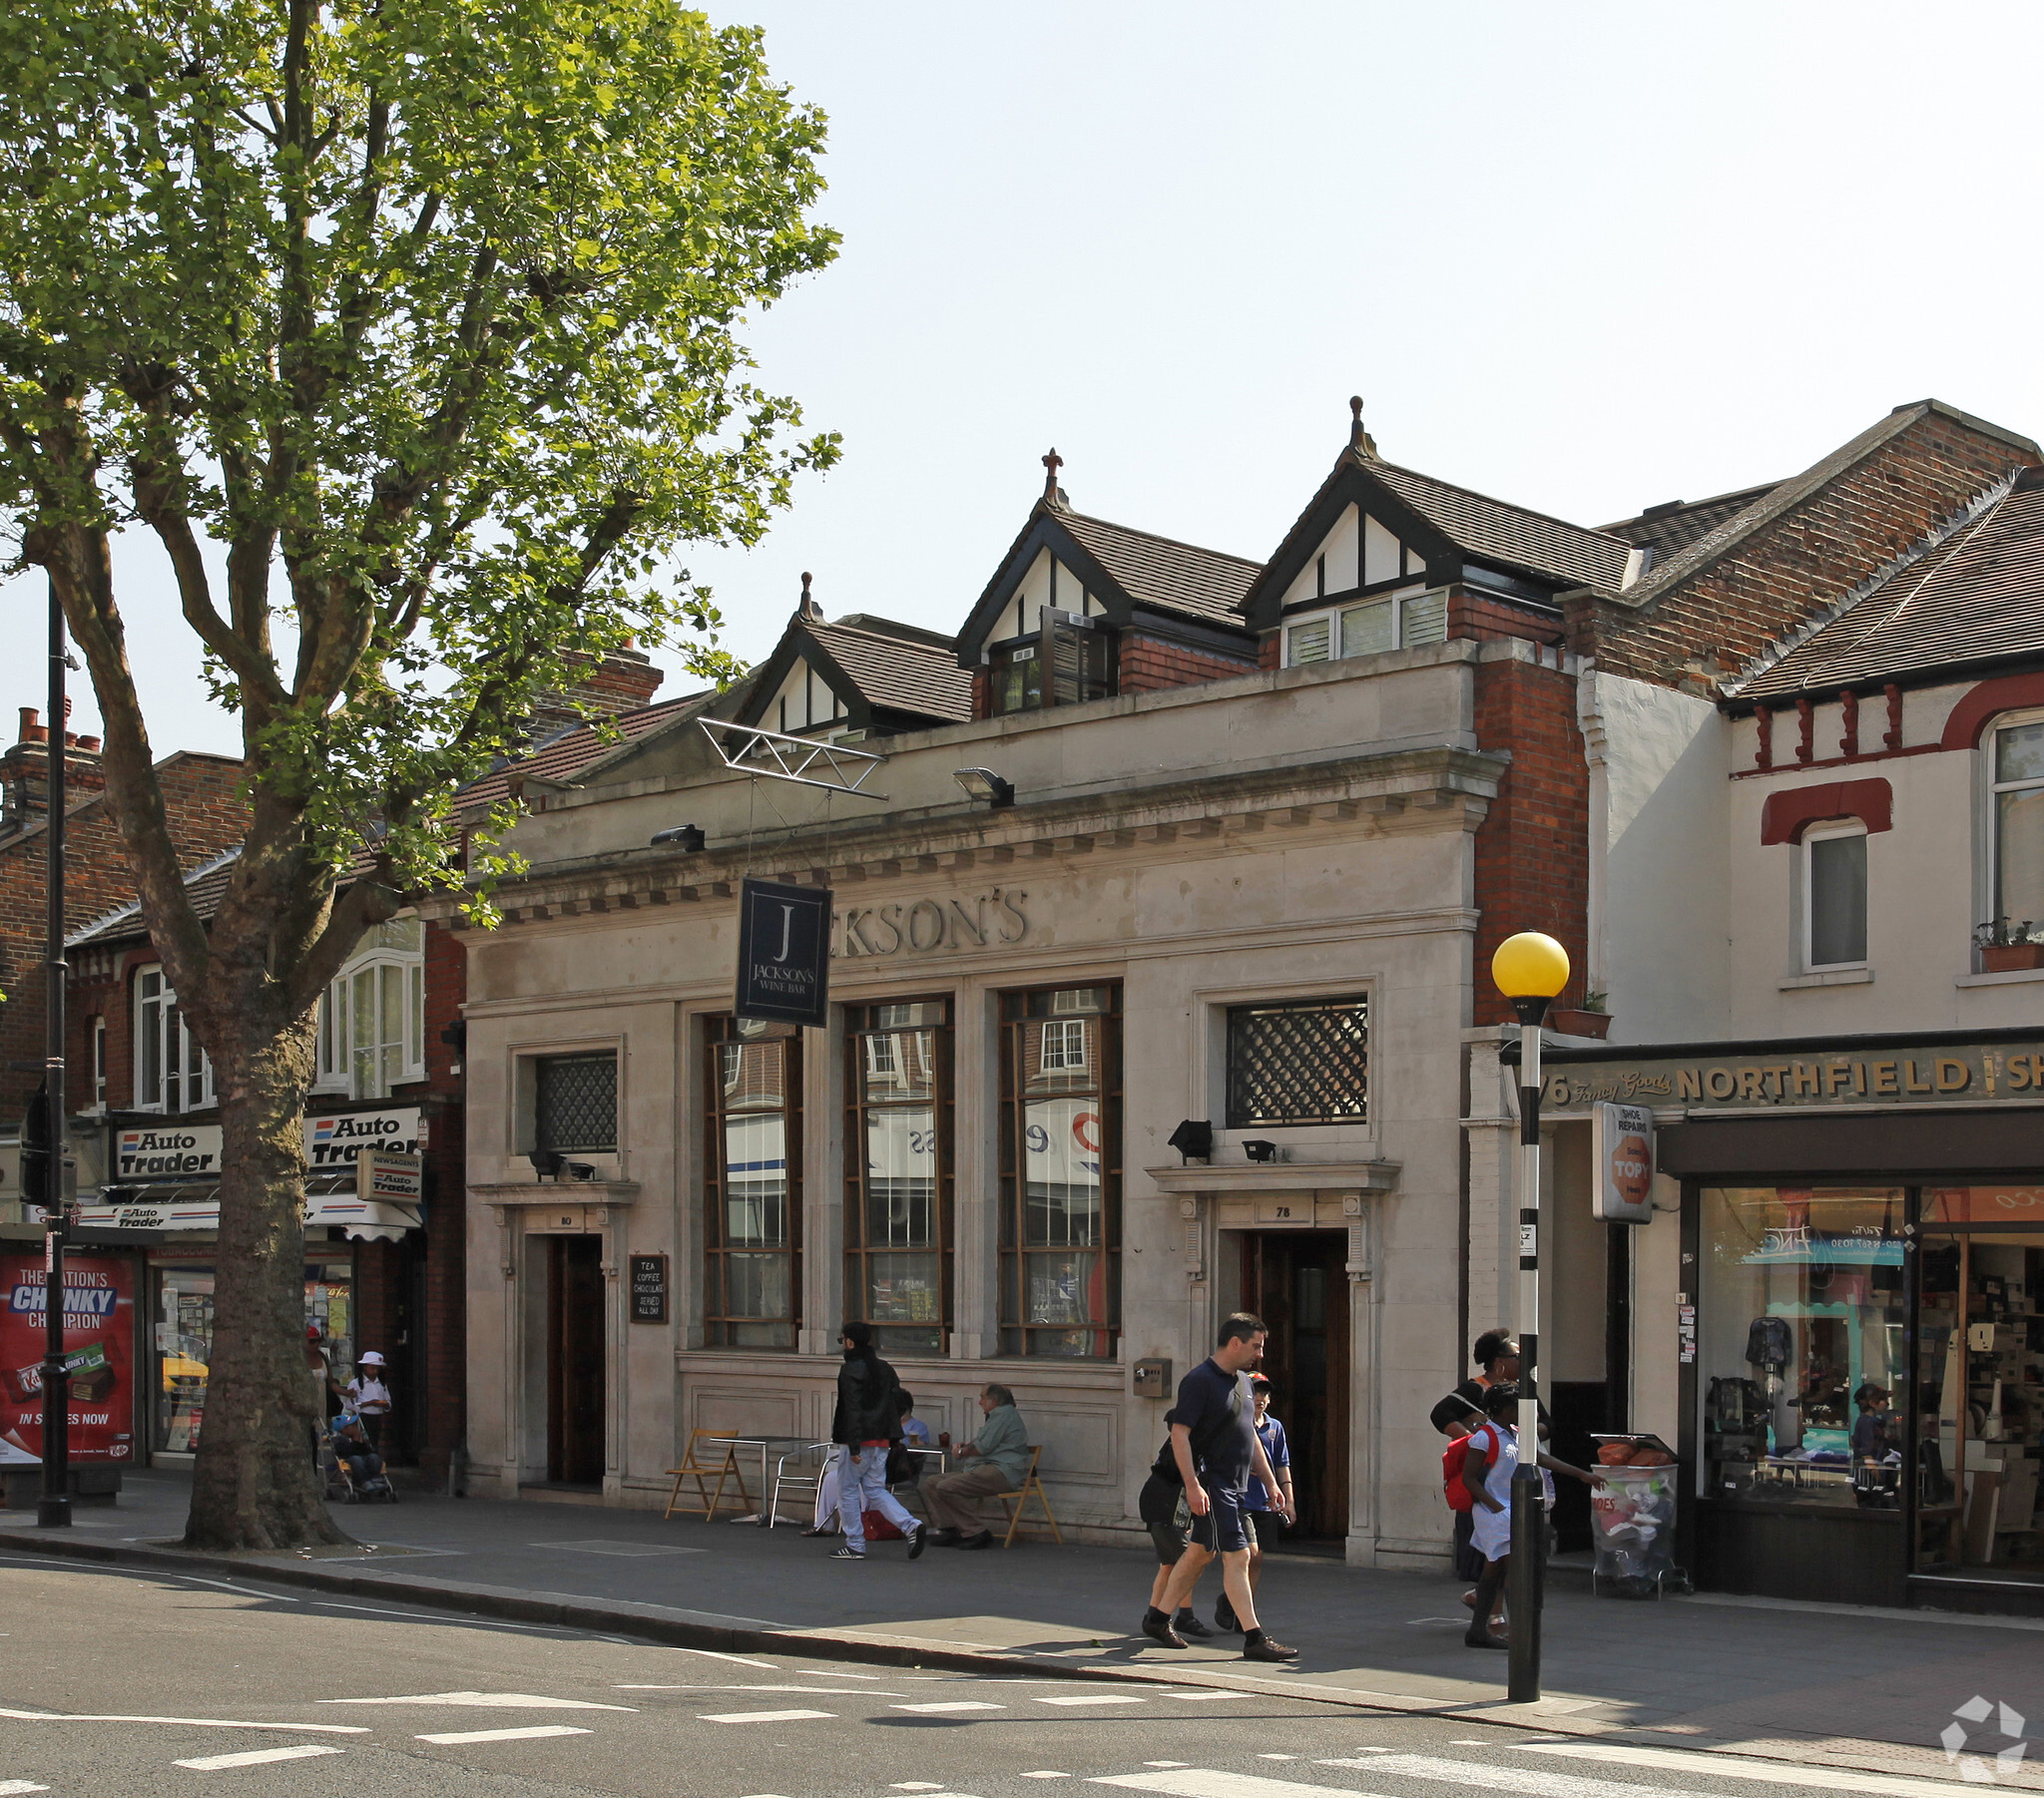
[831,888,1028,959]
[1541,1044,2044,1112]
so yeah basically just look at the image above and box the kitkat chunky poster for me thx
[0,1255,136,1462]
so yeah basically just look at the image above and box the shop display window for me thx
[151,1258,353,1453]
[1913,1191,2044,1576]
[702,1018,800,1349]
[843,1000,952,1356]
[1699,1185,1906,1509]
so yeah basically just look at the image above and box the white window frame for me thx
[1988,709,2044,937]
[312,915,426,1101]
[1040,1018,1088,1072]
[1801,819,1869,972]
[134,965,216,1115]
[91,1016,107,1113]
[1282,586,1449,668]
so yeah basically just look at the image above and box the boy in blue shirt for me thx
[1217,1372,1293,1633]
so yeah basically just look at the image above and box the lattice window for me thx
[1226,996,1368,1128]
[535,1052,618,1151]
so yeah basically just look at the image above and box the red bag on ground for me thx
[861,1509,906,1541]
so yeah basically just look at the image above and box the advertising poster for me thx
[0,1253,136,1462]
[1591,1101,1657,1225]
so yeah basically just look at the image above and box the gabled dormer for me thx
[737,577,973,741]
[956,452,1261,716]
[1242,399,1635,667]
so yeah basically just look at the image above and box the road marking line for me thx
[324,1690,633,1710]
[1146,1764,1192,1770]
[893,1785,948,1791]
[1519,1741,2003,1796]
[1039,1694,1149,1706]
[1319,1754,1719,1796]
[415,1725,593,1745]
[1257,1756,1297,1761]
[802,1669,882,1678]
[0,1709,364,1732]
[1091,1771,1390,1796]
[0,1782,51,1794]
[892,1701,1005,1714]
[1159,1692,1235,1701]
[698,1709,835,1725]
[678,1648,777,1669]
[1021,1777,1072,1782]
[614,1683,905,1696]
[172,1746,344,1771]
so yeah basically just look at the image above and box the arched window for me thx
[313,916,425,1100]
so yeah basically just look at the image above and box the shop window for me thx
[1284,590,1448,668]
[704,1019,800,1349]
[1226,995,1369,1127]
[844,1000,952,1356]
[998,985,1121,1357]
[135,966,215,1114]
[1699,1186,1907,1511]
[534,1051,618,1153]
[312,915,425,1100]
[1802,822,1868,969]
[989,618,1115,715]
[1990,715,2044,934]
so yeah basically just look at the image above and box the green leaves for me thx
[0,0,837,923]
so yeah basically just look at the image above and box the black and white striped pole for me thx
[1492,931,1570,1704]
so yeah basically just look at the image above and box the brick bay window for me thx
[312,915,426,1101]
[534,1050,618,1153]
[844,999,953,1355]
[1226,994,1370,1127]
[704,1019,800,1349]
[998,985,1121,1357]
[135,965,215,1114]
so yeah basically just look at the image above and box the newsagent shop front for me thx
[1541,1028,2044,1613]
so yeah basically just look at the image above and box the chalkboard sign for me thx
[629,1253,668,1324]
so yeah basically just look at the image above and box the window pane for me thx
[1401,588,1448,647]
[1023,1098,1102,1246]
[408,964,423,1070]
[724,1115,787,1246]
[1286,619,1330,666]
[723,1252,790,1341]
[1997,721,2044,785]
[1338,601,1393,658]
[1808,834,1867,966]
[861,1029,933,1102]
[863,1108,935,1247]
[165,1002,183,1112]
[720,1041,786,1112]
[1996,788,2044,927]
[379,963,405,1090]
[1227,997,1369,1126]
[863,1251,941,1328]
[535,1052,618,1151]
[140,992,163,1107]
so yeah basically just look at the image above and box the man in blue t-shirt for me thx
[1145,1313,1296,1662]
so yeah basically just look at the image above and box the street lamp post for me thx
[38,579,71,1530]
[1490,930,1570,1704]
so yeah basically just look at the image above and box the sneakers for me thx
[1241,1635,1298,1662]
[1140,1610,1188,1648]
[829,1546,866,1561]
[1214,1598,1241,1634]
[1175,1608,1215,1638]
[907,1525,928,1561]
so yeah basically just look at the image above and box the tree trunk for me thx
[183,1004,352,1553]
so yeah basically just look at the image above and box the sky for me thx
[11,2,2044,754]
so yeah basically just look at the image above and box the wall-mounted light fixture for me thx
[953,767,1014,809]
[1242,1139,1280,1164]
[1167,1119,1214,1164]
[528,1149,565,1180]
[650,824,706,851]
[563,1160,597,1181]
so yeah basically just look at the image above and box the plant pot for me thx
[1981,945,2044,973]
[1550,1009,1612,1039]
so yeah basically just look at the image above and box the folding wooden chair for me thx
[664,1429,752,1522]
[997,1445,1063,1547]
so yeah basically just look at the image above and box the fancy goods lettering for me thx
[1544,1048,2025,1111]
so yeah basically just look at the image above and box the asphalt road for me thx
[0,1556,1982,1798]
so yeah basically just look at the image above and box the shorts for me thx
[1186,1485,1250,1556]
[1139,1476,1187,1565]
[1244,1506,1285,1551]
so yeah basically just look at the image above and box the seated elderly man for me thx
[919,1383,1029,1550]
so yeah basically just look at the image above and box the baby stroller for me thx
[323,1412,399,1505]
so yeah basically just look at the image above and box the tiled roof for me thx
[452,692,707,813]
[1365,459,1633,592]
[1736,475,2044,700]
[1601,484,1779,558]
[1056,510,1263,625]
[808,620,974,722]
[68,846,241,948]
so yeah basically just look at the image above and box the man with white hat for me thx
[345,1351,393,1452]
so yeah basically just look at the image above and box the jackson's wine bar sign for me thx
[1539,1039,2044,1114]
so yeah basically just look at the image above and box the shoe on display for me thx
[1141,1612,1189,1649]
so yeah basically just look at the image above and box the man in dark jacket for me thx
[828,1321,926,1563]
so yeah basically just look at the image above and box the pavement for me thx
[8,1555,2001,1798]
[3,1470,2042,1791]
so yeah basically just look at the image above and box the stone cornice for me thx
[1143,1159,1401,1196]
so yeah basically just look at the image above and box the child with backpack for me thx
[1453,1382,1603,1650]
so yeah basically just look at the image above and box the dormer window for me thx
[1284,587,1447,668]
[990,615,1114,715]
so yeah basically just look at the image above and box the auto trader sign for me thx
[116,1108,425,1180]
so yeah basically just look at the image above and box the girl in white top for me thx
[1458,1383,1602,1651]
[345,1350,393,1449]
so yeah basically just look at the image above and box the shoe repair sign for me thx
[0,1254,136,1462]
[1592,1102,1657,1224]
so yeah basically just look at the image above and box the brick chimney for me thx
[0,706,105,839]
[524,645,666,739]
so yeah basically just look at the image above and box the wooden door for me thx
[1241,1231,1350,1541]
[547,1235,607,1486]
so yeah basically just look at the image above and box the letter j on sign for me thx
[736,877,831,1028]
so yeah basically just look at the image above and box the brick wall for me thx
[1471,652,1590,1028]
[1118,633,1257,695]
[1450,589,1567,648]
[1258,634,1281,672]
[1577,409,2033,691]
[528,648,666,735]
